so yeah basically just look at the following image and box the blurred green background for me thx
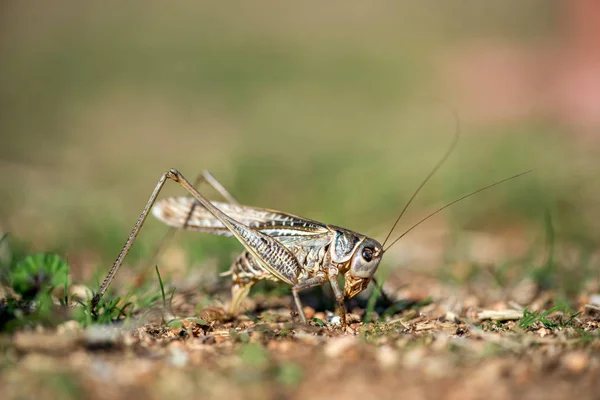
[1,1,598,286]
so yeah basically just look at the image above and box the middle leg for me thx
[291,275,328,324]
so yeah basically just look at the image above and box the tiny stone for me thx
[303,306,315,320]
[85,326,120,346]
[590,294,600,306]
[537,327,550,338]
[443,311,460,324]
[346,313,361,324]
[477,309,522,321]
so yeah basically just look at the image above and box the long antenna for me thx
[383,170,532,252]
[381,105,461,248]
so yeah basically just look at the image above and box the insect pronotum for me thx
[91,132,530,327]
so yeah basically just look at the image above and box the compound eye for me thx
[361,247,373,262]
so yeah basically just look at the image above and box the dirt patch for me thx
[2,275,599,400]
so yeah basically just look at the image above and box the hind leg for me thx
[229,279,256,315]
[226,251,266,315]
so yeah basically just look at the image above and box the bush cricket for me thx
[91,135,530,327]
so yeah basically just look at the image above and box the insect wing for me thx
[152,197,329,238]
[170,193,302,285]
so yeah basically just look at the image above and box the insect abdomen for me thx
[231,251,279,283]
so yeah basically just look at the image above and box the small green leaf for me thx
[10,253,70,299]
[167,319,184,328]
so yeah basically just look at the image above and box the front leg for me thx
[328,273,347,328]
[291,275,327,324]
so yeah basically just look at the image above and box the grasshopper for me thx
[91,135,530,327]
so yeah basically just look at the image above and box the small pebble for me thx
[443,311,460,324]
[303,306,315,320]
[85,326,120,347]
[589,294,600,306]
[314,312,326,321]
[537,327,550,338]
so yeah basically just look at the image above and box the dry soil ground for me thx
[2,268,599,400]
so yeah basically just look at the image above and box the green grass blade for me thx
[155,265,167,311]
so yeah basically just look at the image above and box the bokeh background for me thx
[1,0,599,293]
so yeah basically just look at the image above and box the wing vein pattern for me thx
[152,197,329,238]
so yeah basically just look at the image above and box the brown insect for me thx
[91,130,530,327]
